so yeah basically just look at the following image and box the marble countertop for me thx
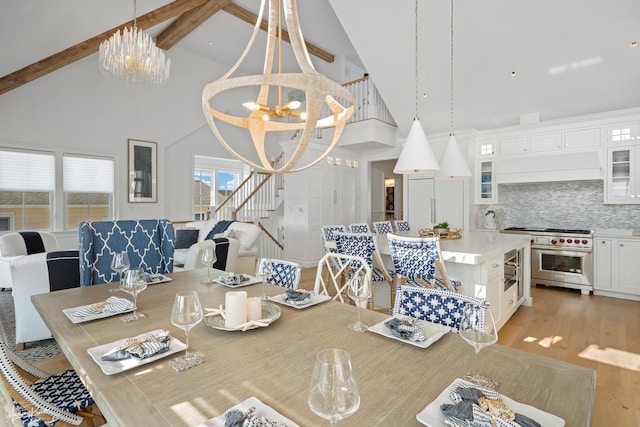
[439,231,530,265]
[593,229,640,238]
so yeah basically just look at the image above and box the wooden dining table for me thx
[32,269,595,426]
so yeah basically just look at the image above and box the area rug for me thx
[0,290,61,362]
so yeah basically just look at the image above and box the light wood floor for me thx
[37,268,640,426]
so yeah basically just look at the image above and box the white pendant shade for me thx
[393,119,440,174]
[436,134,472,178]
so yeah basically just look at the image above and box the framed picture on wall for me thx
[128,139,157,203]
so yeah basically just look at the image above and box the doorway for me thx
[370,159,402,222]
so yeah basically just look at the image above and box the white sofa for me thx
[176,238,241,272]
[174,220,260,274]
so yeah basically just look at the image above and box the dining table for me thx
[31,268,595,426]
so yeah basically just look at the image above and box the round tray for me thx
[203,301,281,331]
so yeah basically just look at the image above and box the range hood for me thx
[496,151,602,183]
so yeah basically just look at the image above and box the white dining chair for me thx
[314,253,372,306]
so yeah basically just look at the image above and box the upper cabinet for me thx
[605,145,640,203]
[498,128,601,157]
[605,121,639,145]
[475,158,497,204]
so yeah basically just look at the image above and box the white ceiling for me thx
[2,0,639,137]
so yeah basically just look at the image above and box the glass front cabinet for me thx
[475,158,497,204]
[606,145,639,203]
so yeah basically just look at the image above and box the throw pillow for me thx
[175,229,199,249]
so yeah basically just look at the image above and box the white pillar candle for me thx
[225,291,247,328]
[247,297,262,321]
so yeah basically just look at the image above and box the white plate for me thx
[147,274,172,285]
[368,315,451,348]
[63,302,134,324]
[198,396,299,427]
[87,329,186,375]
[416,378,565,426]
[268,292,331,309]
[213,274,262,288]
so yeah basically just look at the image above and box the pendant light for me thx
[436,0,471,178]
[393,0,440,174]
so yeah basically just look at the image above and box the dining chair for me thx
[372,221,394,235]
[320,225,347,253]
[394,220,411,233]
[386,233,461,292]
[266,259,302,290]
[393,285,487,331]
[0,323,106,427]
[347,223,371,234]
[334,232,395,312]
[314,252,372,305]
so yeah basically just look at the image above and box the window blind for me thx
[0,149,55,191]
[63,155,114,193]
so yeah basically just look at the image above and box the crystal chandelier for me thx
[202,0,355,173]
[99,0,170,87]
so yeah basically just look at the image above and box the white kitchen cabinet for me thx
[499,137,529,156]
[406,177,464,230]
[605,145,640,203]
[475,158,497,204]
[564,127,601,150]
[594,237,640,300]
[529,133,562,153]
[604,121,639,144]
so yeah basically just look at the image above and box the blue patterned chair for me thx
[266,259,302,290]
[334,232,394,312]
[0,323,105,427]
[393,285,487,331]
[79,219,175,286]
[394,220,411,233]
[372,220,394,235]
[348,223,371,233]
[320,225,346,253]
[387,233,461,292]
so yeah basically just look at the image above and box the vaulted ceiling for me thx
[1,0,639,136]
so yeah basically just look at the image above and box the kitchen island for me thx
[440,231,531,330]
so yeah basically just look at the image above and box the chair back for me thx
[334,232,376,268]
[387,233,440,284]
[372,221,393,235]
[314,253,372,304]
[393,285,487,331]
[79,219,175,286]
[0,232,57,257]
[394,220,411,232]
[320,225,346,252]
[267,259,302,290]
[348,223,370,233]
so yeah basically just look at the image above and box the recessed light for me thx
[422,92,428,97]
[208,42,214,46]
[631,40,638,47]
[511,71,516,77]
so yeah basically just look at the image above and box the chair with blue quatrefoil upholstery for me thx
[394,220,411,233]
[320,225,347,253]
[267,259,302,290]
[393,285,488,331]
[372,221,394,235]
[387,233,462,292]
[334,232,394,312]
[348,223,371,234]
[79,219,175,286]
[0,322,106,427]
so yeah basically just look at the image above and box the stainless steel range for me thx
[502,227,594,295]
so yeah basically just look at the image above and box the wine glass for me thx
[169,291,204,372]
[256,258,273,301]
[458,302,498,355]
[347,275,371,333]
[308,348,360,425]
[200,245,217,285]
[111,251,130,285]
[119,268,147,322]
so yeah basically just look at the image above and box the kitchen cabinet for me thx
[605,145,640,203]
[475,158,497,204]
[499,137,529,156]
[406,176,464,230]
[594,237,640,300]
[604,121,639,144]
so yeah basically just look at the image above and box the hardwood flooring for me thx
[36,268,640,426]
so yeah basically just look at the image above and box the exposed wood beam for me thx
[157,0,233,50]
[222,3,335,64]
[0,0,208,96]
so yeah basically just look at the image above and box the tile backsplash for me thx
[475,181,640,230]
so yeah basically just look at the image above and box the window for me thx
[194,156,243,220]
[611,128,631,142]
[63,155,114,229]
[480,144,494,156]
[0,149,55,231]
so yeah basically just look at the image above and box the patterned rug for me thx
[0,290,62,362]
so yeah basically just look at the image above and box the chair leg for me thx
[16,342,25,351]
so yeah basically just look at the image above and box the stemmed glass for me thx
[308,348,360,426]
[169,290,204,372]
[347,275,371,333]
[111,251,130,286]
[200,245,217,285]
[256,258,273,301]
[119,268,147,322]
[458,302,498,355]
